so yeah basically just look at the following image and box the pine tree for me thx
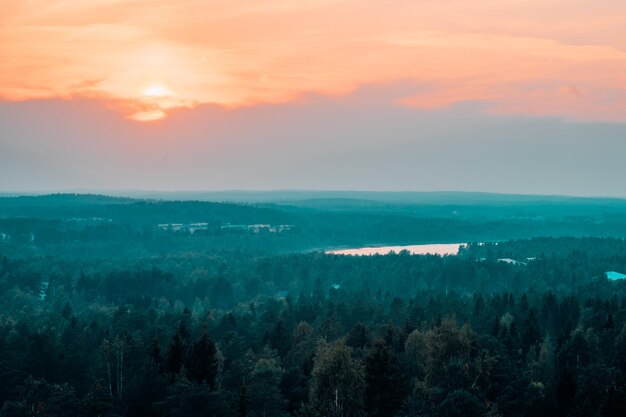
[166,331,185,380]
[186,329,220,390]
[364,339,404,417]
[521,309,541,353]
[238,385,248,417]
[150,336,162,367]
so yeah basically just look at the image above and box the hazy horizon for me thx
[3,188,626,201]
[2,95,626,196]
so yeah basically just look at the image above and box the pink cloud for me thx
[2,1,626,121]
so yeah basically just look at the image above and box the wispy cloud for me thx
[1,0,626,121]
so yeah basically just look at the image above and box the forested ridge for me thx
[1,195,626,416]
[3,194,626,259]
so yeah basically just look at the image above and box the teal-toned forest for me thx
[1,194,626,417]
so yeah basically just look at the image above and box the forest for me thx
[1,194,626,416]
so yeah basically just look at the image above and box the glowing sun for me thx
[142,84,172,98]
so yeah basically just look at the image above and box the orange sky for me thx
[2,0,626,121]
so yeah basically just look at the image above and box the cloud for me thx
[1,89,626,195]
[2,1,626,121]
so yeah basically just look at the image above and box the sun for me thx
[142,84,172,98]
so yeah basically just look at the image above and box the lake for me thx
[327,243,467,256]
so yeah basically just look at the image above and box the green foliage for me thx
[309,341,365,417]
[1,196,626,416]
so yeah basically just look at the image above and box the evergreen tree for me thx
[364,339,404,417]
[166,332,185,380]
[186,329,220,390]
[522,309,541,353]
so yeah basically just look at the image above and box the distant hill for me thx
[3,191,626,221]
[96,189,626,207]
[1,192,626,258]
[0,194,290,225]
[0,193,132,206]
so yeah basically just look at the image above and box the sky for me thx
[1,0,626,195]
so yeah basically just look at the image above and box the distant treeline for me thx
[2,195,626,258]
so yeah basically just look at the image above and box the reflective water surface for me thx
[328,243,466,256]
